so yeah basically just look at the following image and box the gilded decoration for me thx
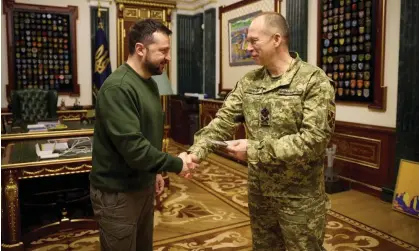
[4,171,19,242]
[21,164,93,179]
[115,0,176,9]
[124,8,138,18]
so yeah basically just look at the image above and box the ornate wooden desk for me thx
[1,121,94,147]
[1,140,93,251]
[1,136,171,250]
[1,110,89,124]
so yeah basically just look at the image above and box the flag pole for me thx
[97,0,103,29]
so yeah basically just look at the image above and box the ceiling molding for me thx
[87,0,112,7]
[176,0,217,11]
[114,0,177,9]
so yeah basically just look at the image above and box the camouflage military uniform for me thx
[188,53,335,251]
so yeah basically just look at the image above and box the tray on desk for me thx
[46,124,68,131]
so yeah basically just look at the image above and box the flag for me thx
[93,17,111,104]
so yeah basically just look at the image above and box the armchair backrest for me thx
[11,89,58,124]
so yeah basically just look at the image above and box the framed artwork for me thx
[219,0,282,95]
[317,0,387,110]
[392,159,419,219]
[3,1,79,97]
[228,11,261,66]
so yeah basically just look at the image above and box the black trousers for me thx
[90,185,155,251]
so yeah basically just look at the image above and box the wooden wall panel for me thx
[331,133,382,171]
[331,121,396,197]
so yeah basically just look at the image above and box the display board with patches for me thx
[4,2,79,97]
[317,0,387,110]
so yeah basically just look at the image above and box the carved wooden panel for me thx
[331,121,396,197]
[330,133,381,169]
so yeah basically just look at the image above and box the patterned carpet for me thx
[26,142,419,251]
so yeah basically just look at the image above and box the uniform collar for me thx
[261,52,302,92]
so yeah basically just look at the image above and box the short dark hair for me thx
[128,19,172,55]
[256,12,290,45]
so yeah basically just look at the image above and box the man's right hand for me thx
[178,152,199,179]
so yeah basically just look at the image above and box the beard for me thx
[144,54,166,76]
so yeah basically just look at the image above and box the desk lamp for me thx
[152,71,173,152]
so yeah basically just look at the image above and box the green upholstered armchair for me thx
[11,89,58,125]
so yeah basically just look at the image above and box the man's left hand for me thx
[225,139,248,161]
[155,174,165,195]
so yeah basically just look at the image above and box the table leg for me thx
[2,170,23,251]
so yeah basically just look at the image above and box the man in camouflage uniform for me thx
[186,12,335,250]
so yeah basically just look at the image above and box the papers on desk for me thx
[27,121,67,132]
[35,142,69,159]
[27,124,48,132]
[184,93,208,100]
[40,142,69,151]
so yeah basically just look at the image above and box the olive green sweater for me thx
[89,63,183,192]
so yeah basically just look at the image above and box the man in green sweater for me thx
[89,19,197,251]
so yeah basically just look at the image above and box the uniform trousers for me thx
[90,185,155,251]
[248,176,327,250]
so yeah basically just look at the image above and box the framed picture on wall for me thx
[219,0,282,95]
[392,159,419,219]
[317,0,387,110]
[228,11,261,66]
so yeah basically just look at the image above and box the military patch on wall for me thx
[4,3,79,96]
[317,0,384,105]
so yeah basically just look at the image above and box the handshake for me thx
[177,152,200,179]
[175,139,249,179]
